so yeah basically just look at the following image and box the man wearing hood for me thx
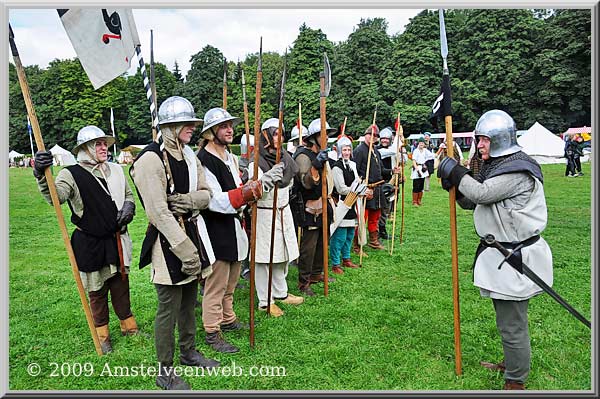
[248,118,302,317]
[33,126,140,355]
[131,96,219,390]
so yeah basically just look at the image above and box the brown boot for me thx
[352,235,368,257]
[503,380,525,390]
[95,324,112,354]
[412,192,419,206]
[342,258,359,268]
[119,316,139,336]
[332,265,344,275]
[368,231,385,250]
[418,191,424,205]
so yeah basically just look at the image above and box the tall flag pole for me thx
[432,9,462,376]
[10,23,103,356]
[110,107,117,158]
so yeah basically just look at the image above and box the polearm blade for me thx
[267,52,287,315]
[223,57,228,110]
[439,10,449,73]
[9,23,103,356]
[483,235,591,329]
[319,52,331,296]
[249,37,263,347]
[439,8,462,376]
[240,63,251,161]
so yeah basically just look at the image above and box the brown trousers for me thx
[297,228,324,286]
[88,274,133,327]
[202,260,241,333]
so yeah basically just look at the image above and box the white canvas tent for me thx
[49,144,76,166]
[9,150,24,161]
[517,122,565,164]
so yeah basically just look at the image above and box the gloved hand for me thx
[311,150,329,170]
[421,165,428,174]
[260,162,285,191]
[228,180,263,209]
[170,237,201,276]
[365,188,374,200]
[167,191,210,216]
[116,201,135,229]
[33,150,53,179]
[437,157,472,190]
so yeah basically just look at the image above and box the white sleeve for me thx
[204,167,239,214]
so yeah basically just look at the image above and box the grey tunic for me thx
[457,172,553,300]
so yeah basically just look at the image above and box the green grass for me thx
[8,162,592,391]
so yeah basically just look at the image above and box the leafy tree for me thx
[184,45,225,117]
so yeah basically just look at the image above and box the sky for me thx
[8,8,423,78]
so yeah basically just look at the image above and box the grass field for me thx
[8,161,592,391]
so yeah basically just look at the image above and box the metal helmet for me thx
[474,110,521,157]
[379,127,393,140]
[261,118,283,132]
[158,96,203,127]
[336,135,353,158]
[72,125,115,155]
[201,107,241,133]
[289,124,308,142]
[306,118,337,139]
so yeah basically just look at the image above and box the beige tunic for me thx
[37,162,134,292]
[248,164,299,263]
[131,145,212,285]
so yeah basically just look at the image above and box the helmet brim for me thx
[71,135,116,155]
[201,116,242,133]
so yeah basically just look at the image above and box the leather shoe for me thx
[220,319,249,332]
[342,258,359,268]
[480,360,506,372]
[332,266,344,275]
[503,380,525,390]
[180,349,220,368]
[309,274,335,284]
[298,284,315,297]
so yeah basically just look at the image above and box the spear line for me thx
[390,112,404,255]
[223,57,228,110]
[241,64,251,161]
[439,8,462,376]
[248,37,263,347]
[267,53,287,315]
[9,23,103,356]
[360,105,377,266]
[319,52,331,296]
[341,116,347,136]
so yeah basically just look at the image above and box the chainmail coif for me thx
[475,151,544,184]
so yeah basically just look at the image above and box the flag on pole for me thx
[58,9,140,89]
[429,74,452,130]
[27,115,35,157]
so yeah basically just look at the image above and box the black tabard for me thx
[132,143,208,284]
[66,164,119,273]
[197,149,240,262]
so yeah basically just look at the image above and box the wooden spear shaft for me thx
[9,25,103,356]
[296,102,303,248]
[390,113,402,255]
[359,108,377,266]
[445,114,462,375]
[222,58,228,110]
[248,38,263,347]
[319,76,329,296]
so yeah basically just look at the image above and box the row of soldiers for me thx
[32,95,401,390]
[32,96,555,391]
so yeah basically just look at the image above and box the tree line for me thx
[9,9,591,153]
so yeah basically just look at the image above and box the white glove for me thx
[260,162,285,191]
[356,183,368,196]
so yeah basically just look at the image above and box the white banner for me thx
[59,9,140,89]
